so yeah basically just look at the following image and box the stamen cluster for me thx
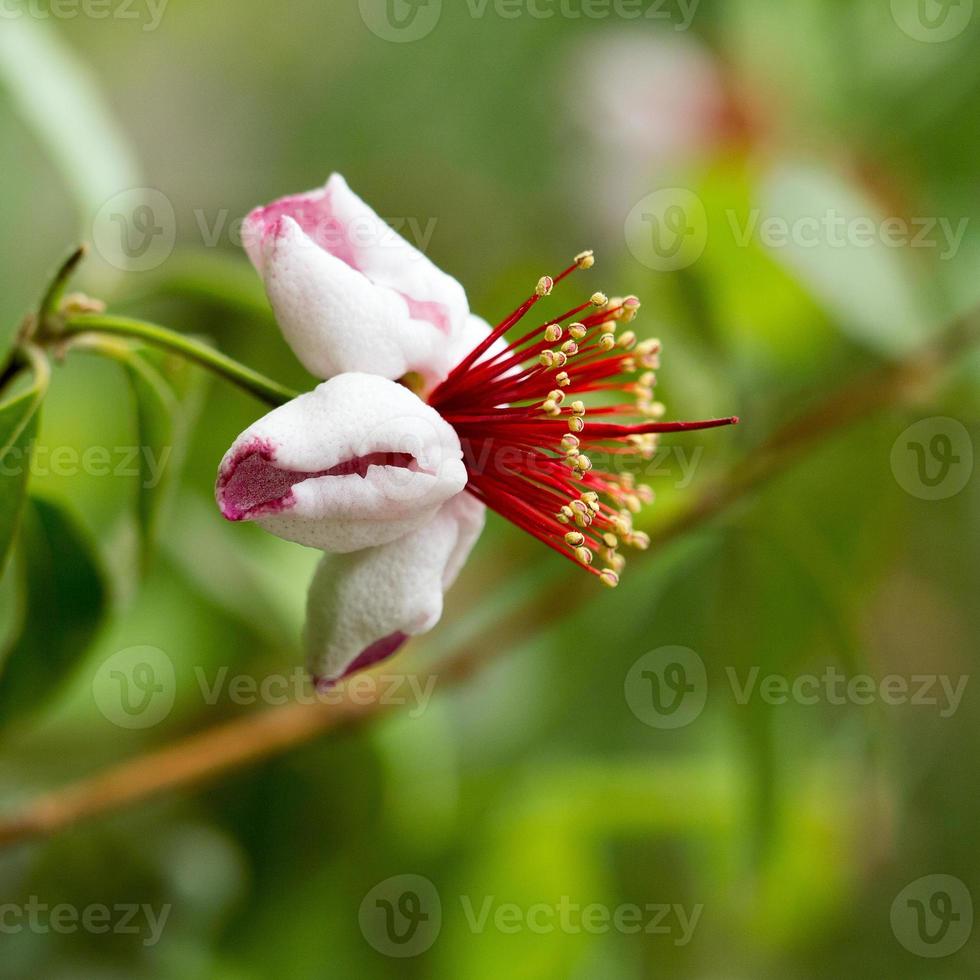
[428,252,736,587]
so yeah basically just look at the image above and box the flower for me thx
[216,174,737,685]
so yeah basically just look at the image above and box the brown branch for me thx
[0,314,976,849]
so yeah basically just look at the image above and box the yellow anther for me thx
[536,276,554,297]
[556,510,570,525]
[602,532,618,549]
[639,371,656,387]
[539,350,555,368]
[544,323,563,343]
[570,400,586,416]
[625,494,642,514]
[617,331,637,350]
[548,389,565,405]
[542,399,561,416]
[574,454,593,473]
[561,433,580,452]
[561,340,579,356]
[599,569,620,588]
[599,334,616,352]
[609,551,626,572]
[553,351,568,368]
[590,291,608,307]
[556,371,571,387]
[569,502,592,528]
[629,531,651,550]
[621,295,641,322]
[564,531,585,547]
[575,249,595,269]
[569,322,587,340]
[575,546,594,566]
[600,320,617,335]
[636,484,654,504]
[569,416,585,433]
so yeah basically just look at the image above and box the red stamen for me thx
[428,255,738,585]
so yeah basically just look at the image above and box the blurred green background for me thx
[1,0,979,976]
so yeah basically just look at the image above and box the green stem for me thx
[59,314,298,407]
[37,245,88,330]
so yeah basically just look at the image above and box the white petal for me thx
[243,174,470,385]
[315,174,468,336]
[253,216,452,384]
[216,373,467,553]
[305,492,485,683]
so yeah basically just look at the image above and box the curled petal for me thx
[305,492,485,684]
[216,373,466,553]
[243,174,469,385]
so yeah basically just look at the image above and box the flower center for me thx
[427,251,737,587]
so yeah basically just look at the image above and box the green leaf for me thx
[0,496,107,729]
[0,17,140,230]
[124,353,180,572]
[0,352,49,574]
